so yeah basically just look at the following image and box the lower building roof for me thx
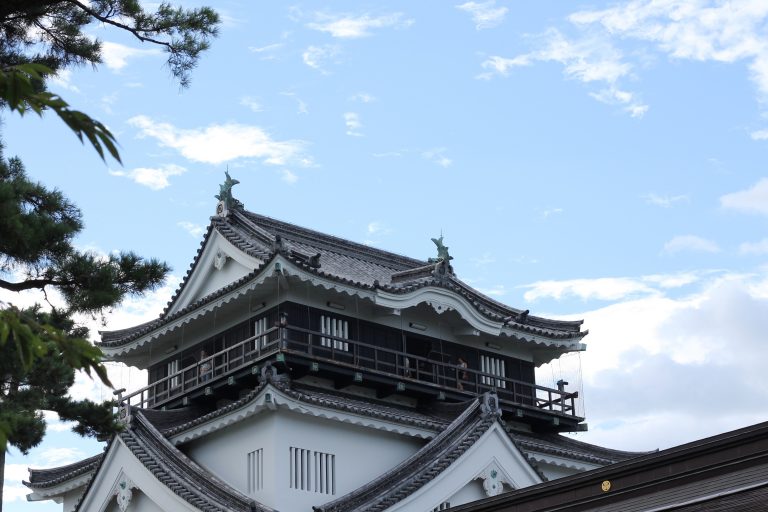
[449,419,768,512]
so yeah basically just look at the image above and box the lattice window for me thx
[254,317,268,349]
[320,315,349,351]
[480,355,506,388]
[314,450,335,495]
[289,447,335,495]
[167,359,179,388]
[432,502,451,511]
[247,449,263,493]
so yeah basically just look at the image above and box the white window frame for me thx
[320,315,349,352]
[254,317,269,350]
[480,355,506,389]
[167,359,180,388]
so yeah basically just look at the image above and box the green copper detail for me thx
[429,235,453,263]
[216,171,243,210]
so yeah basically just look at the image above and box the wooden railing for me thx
[120,324,579,418]
[280,326,579,417]
[119,327,281,409]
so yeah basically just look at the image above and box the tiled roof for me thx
[100,206,584,347]
[511,431,652,466]
[26,378,646,510]
[313,396,501,512]
[113,409,271,512]
[25,454,102,489]
[157,377,451,438]
[510,432,654,466]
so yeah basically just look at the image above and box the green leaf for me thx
[0,66,122,164]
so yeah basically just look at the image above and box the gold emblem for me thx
[601,480,612,492]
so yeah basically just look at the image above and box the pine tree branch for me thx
[65,0,174,51]
[0,278,59,292]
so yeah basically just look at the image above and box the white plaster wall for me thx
[183,406,424,511]
[62,488,85,512]
[184,411,279,506]
[192,256,252,304]
[447,480,487,508]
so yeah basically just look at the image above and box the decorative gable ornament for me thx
[114,476,136,512]
[480,461,510,497]
[213,250,228,270]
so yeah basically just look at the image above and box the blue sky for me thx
[5,0,768,509]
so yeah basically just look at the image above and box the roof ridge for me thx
[25,453,103,488]
[129,410,272,512]
[163,380,449,439]
[517,432,654,460]
[240,210,426,270]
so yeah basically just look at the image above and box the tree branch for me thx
[65,0,174,51]
[0,278,57,292]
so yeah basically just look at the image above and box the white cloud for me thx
[663,235,720,254]
[372,150,405,158]
[101,41,160,71]
[740,238,768,255]
[562,275,768,450]
[568,1,768,110]
[510,29,632,83]
[367,221,391,235]
[643,272,700,289]
[750,129,768,140]
[248,43,283,54]
[350,92,377,103]
[280,92,309,114]
[477,55,532,79]
[471,252,495,266]
[344,112,363,136]
[100,92,119,115]
[49,69,80,93]
[240,96,263,112]
[302,44,340,72]
[720,178,768,215]
[422,147,452,167]
[542,207,563,219]
[479,28,646,116]
[590,87,649,118]
[456,1,508,30]
[307,13,413,38]
[484,1,768,118]
[524,277,657,302]
[177,221,206,238]
[109,164,186,190]
[643,192,689,207]
[280,169,298,184]
[128,116,310,166]
[523,272,702,302]
[476,284,506,297]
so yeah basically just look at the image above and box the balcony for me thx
[119,324,583,431]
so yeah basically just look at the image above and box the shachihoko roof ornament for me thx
[429,235,453,264]
[215,170,243,217]
[429,234,455,280]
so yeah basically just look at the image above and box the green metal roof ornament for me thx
[215,171,244,216]
[429,235,454,263]
[429,234,455,279]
